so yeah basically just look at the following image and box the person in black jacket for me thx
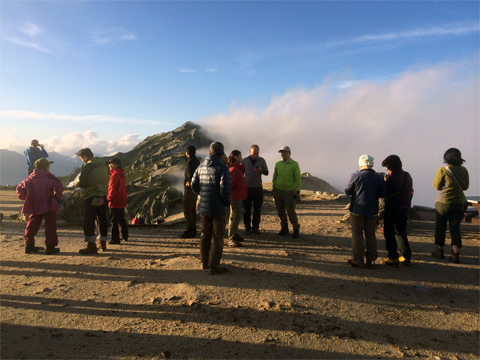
[181,146,201,238]
[381,155,414,266]
[191,142,231,275]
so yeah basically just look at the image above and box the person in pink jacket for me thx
[227,150,248,247]
[16,158,64,255]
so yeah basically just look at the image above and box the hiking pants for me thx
[183,188,198,231]
[435,202,465,248]
[273,188,299,230]
[243,187,263,231]
[111,207,129,242]
[200,215,226,268]
[384,205,411,260]
[350,213,378,267]
[84,196,109,242]
[24,211,58,247]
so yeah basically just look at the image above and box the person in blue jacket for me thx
[24,139,48,175]
[345,155,387,269]
[191,142,231,275]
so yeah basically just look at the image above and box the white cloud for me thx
[92,28,137,46]
[199,57,479,207]
[0,110,171,126]
[205,68,218,73]
[20,22,42,38]
[179,68,197,73]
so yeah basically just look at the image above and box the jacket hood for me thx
[29,169,53,179]
[204,155,224,167]
[89,157,107,167]
[109,167,125,179]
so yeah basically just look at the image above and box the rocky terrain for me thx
[1,187,479,359]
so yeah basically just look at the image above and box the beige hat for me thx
[358,154,374,167]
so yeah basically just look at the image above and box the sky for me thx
[0,1,478,206]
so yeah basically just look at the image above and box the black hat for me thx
[108,158,121,166]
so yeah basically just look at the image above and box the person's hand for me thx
[185,181,190,187]
[39,144,44,150]
[295,192,300,201]
[254,167,263,172]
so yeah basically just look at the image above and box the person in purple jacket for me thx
[16,158,64,255]
[345,155,387,269]
[381,155,414,266]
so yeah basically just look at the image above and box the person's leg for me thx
[44,211,58,247]
[243,188,254,231]
[96,198,109,239]
[448,203,465,249]
[383,205,399,260]
[394,207,411,260]
[364,215,378,262]
[210,215,226,268]
[118,208,129,241]
[251,187,264,231]
[84,197,97,242]
[200,215,213,266]
[273,188,288,229]
[183,188,197,232]
[283,190,299,230]
[110,208,120,243]
[349,214,365,266]
[434,202,448,247]
[25,214,43,245]
[228,200,242,238]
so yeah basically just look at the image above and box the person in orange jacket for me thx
[107,158,128,244]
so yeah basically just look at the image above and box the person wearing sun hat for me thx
[24,139,49,175]
[16,157,64,255]
[345,155,387,269]
[272,146,301,238]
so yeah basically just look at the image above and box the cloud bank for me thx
[199,58,479,207]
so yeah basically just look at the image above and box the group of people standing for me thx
[18,140,470,274]
[182,142,301,274]
[345,148,469,269]
[18,142,129,255]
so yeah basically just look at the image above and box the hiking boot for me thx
[252,229,261,235]
[45,246,60,255]
[109,240,121,244]
[228,239,242,247]
[293,228,300,239]
[399,256,411,266]
[231,234,244,242]
[201,263,209,270]
[278,226,289,236]
[450,250,460,264]
[79,242,98,255]
[384,258,400,267]
[25,244,44,254]
[431,246,445,259]
[180,229,197,239]
[97,240,107,252]
[209,266,228,275]
[366,259,375,269]
[348,259,365,269]
[244,228,252,235]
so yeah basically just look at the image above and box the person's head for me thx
[358,154,374,169]
[34,158,53,171]
[186,145,196,157]
[278,146,291,161]
[76,148,94,164]
[249,145,260,160]
[443,148,465,166]
[227,150,242,166]
[209,142,224,156]
[31,139,39,147]
[381,155,402,173]
[108,158,121,170]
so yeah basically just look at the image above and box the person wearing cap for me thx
[272,146,301,238]
[24,140,48,175]
[74,148,109,254]
[107,158,128,244]
[345,155,387,269]
[242,144,269,234]
[16,158,64,255]
[181,145,201,238]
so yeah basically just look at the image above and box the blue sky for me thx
[1,1,478,205]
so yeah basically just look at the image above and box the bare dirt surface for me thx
[1,189,479,359]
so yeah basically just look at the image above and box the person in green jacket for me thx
[74,148,109,254]
[272,146,301,238]
[432,148,469,263]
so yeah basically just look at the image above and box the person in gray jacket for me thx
[242,145,269,234]
[191,142,231,275]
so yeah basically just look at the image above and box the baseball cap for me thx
[278,146,291,152]
[34,158,54,170]
[108,158,121,166]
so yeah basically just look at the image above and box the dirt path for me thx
[1,189,479,359]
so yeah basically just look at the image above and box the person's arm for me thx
[272,163,278,189]
[294,162,301,192]
[432,168,444,190]
[16,181,27,200]
[220,167,232,206]
[52,177,64,199]
[191,169,200,195]
[107,174,118,202]
[262,158,269,176]
[77,163,93,189]
[345,173,356,195]
[462,168,469,191]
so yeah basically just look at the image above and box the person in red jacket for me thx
[107,158,128,244]
[227,150,248,247]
